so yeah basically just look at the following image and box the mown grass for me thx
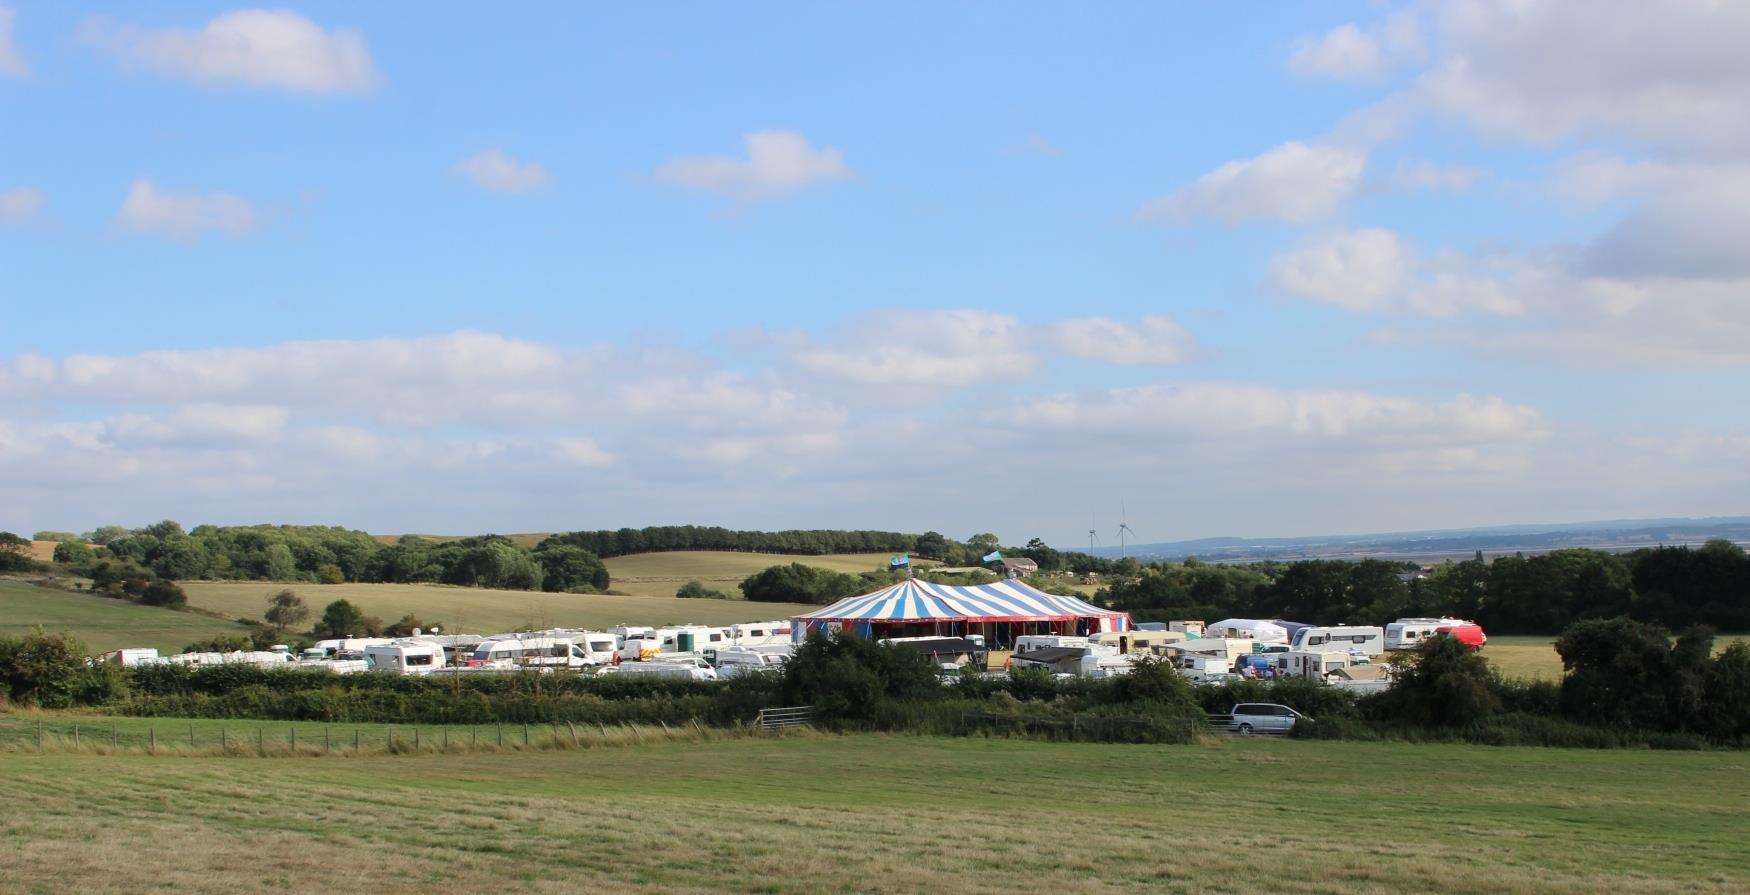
[177,578,819,634]
[1,731,1744,894]
[0,578,250,654]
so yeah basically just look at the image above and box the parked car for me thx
[1228,703,1307,735]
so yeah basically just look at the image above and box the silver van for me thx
[1229,703,1306,734]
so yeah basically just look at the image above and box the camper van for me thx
[1290,625,1385,657]
[1385,618,1472,651]
[471,632,615,669]
[364,641,447,675]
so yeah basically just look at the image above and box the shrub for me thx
[779,632,942,720]
[1370,635,1501,727]
[316,563,346,585]
[0,631,127,707]
[740,564,865,604]
[137,580,189,608]
[312,599,383,639]
[1702,643,1750,742]
[52,540,94,565]
[675,580,729,599]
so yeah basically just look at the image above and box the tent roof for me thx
[795,579,1129,624]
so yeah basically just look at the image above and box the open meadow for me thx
[1,731,1745,894]
[1482,634,1750,681]
[0,578,250,654]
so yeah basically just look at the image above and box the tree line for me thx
[1099,542,1750,634]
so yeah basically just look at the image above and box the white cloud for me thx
[0,186,43,222]
[1047,315,1194,365]
[552,437,616,468]
[790,309,1037,386]
[84,9,378,95]
[114,180,258,240]
[0,6,27,78]
[1267,228,1412,313]
[102,404,288,447]
[655,130,850,202]
[1389,159,1484,193]
[452,149,551,194]
[1418,0,1750,153]
[1289,24,1387,82]
[1138,141,1366,225]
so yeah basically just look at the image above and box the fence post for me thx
[221,728,227,751]
[325,727,331,754]
[257,728,264,755]
[37,719,43,752]
[149,726,156,755]
[112,722,118,749]
[73,723,79,748]
[522,724,530,746]
[496,725,503,747]
[190,722,196,749]
[290,727,297,753]
[443,728,449,750]
[414,728,420,751]
[566,720,578,747]
[354,728,360,752]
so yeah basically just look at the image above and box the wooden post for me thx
[443,727,449,750]
[290,727,297,752]
[149,726,156,754]
[73,723,79,748]
[112,722,118,749]
[414,728,420,750]
[37,719,44,752]
[325,727,331,754]
[257,728,264,755]
[566,720,578,747]
[354,728,360,752]
[221,728,227,751]
[522,723,530,746]
[190,722,196,749]
[496,725,503,747]
[471,728,477,748]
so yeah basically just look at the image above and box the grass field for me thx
[177,578,819,634]
[0,578,250,654]
[1,730,1744,893]
[1483,634,1750,681]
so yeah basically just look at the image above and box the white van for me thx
[714,645,792,678]
[364,641,447,675]
[1385,617,1470,651]
[1290,625,1385,657]
[728,621,792,647]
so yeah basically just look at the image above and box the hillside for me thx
[177,579,819,635]
[601,550,924,598]
[0,578,250,654]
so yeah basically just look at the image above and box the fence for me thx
[5,716,743,758]
[753,706,816,731]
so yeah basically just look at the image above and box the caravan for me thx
[1290,625,1385,657]
[1386,618,1472,650]
[471,631,615,669]
[612,657,719,681]
[728,621,792,648]
[1204,619,1289,644]
[364,640,447,675]
[714,645,792,678]
[1278,650,1368,679]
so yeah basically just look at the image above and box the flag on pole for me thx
[889,553,910,568]
[982,550,1002,563]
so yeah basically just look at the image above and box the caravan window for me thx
[1308,636,1327,646]
[549,646,567,658]
[572,645,588,659]
[590,640,613,653]
[406,654,434,667]
[710,633,723,642]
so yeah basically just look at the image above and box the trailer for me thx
[1289,625,1385,657]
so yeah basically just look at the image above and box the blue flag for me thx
[982,550,1002,563]
[889,553,910,568]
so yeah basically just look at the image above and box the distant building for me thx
[997,557,1039,578]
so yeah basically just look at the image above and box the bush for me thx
[137,580,189,608]
[779,632,942,720]
[740,564,865,604]
[675,580,729,599]
[0,632,127,707]
[52,540,94,565]
[1702,643,1750,742]
[1370,635,1501,728]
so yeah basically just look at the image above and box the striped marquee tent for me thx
[791,579,1130,646]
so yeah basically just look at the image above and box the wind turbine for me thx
[1117,501,1139,558]
[1088,515,1100,552]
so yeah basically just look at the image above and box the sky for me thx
[2,1,1748,546]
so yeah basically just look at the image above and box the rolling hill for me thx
[0,578,251,654]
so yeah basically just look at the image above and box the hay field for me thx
[0,578,250,653]
[178,579,817,634]
[602,550,917,597]
[1484,634,1750,681]
[2,732,1744,894]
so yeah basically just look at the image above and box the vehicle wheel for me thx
[1237,723,1253,736]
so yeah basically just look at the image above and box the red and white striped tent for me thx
[791,579,1130,646]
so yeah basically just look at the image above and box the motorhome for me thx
[1289,625,1385,657]
[1278,649,1368,679]
[612,657,719,681]
[364,641,447,675]
[470,632,614,669]
[1385,618,1472,651]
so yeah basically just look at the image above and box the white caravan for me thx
[728,621,792,647]
[1385,618,1471,651]
[1014,635,1117,657]
[612,657,719,681]
[470,632,615,669]
[364,641,447,675]
[312,637,394,657]
[1290,625,1385,657]
[1278,650,1368,679]
[104,648,161,667]
[1204,619,1289,644]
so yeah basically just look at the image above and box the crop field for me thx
[601,550,922,597]
[0,578,249,654]
[2,730,1745,894]
[1483,634,1750,681]
[177,578,818,634]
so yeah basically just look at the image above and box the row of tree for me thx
[1099,542,1750,634]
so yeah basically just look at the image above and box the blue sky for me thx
[2,1,1748,544]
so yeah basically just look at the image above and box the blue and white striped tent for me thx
[791,579,1130,643]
